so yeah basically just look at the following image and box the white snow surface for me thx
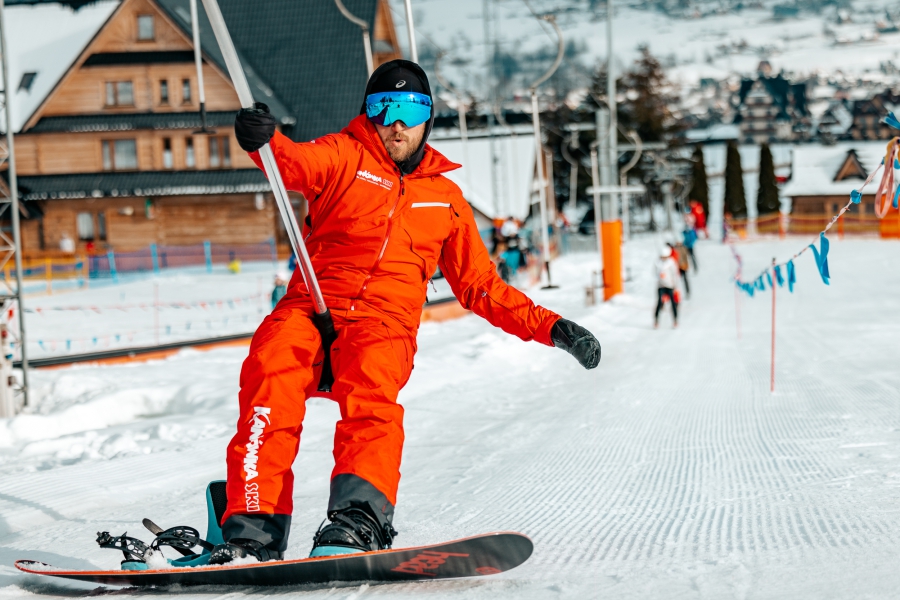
[2,235,900,597]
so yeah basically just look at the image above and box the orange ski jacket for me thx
[251,115,560,345]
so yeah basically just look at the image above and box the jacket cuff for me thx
[534,313,562,347]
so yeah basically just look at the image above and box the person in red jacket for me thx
[210,60,600,564]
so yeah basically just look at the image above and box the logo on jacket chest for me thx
[356,170,395,191]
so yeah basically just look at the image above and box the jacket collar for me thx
[343,115,461,179]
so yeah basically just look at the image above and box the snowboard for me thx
[15,532,532,587]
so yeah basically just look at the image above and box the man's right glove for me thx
[551,318,601,370]
[234,102,276,152]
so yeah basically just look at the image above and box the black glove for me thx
[551,318,601,370]
[234,102,276,152]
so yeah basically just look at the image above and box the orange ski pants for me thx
[222,305,413,525]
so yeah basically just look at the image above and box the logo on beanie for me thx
[395,80,406,88]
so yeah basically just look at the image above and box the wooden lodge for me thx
[7,0,401,255]
[780,142,900,237]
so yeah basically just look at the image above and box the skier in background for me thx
[211,60,601,565]
[670,240,691,298]
[682,216,698,272]
[271,272,288,309]
[689,199,707,239]
[655,246,680,328]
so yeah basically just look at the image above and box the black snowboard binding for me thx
[97,523,214,570]
[96,531,151,566]
[96,481,228,570]
[309,508,397,557]
[208,538,283,565]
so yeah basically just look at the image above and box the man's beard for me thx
[383,131,423,162]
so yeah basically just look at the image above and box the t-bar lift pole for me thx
[527,14,564,289]
[190,0,214,133]
[199,0,336,391]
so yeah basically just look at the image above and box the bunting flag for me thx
[732,113,898,298]
[808,233,830,285]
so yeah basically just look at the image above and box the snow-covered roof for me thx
[428,130,536,220]
[780,142,887,198]
[6,1,120,133]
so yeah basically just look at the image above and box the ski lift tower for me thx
[0,0,30,417]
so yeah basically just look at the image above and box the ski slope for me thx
[2,235,900,598]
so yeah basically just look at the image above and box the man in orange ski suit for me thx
[213,60,600,563]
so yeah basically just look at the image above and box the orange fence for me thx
[728,211,899,239]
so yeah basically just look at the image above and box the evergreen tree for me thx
[723,142,746,218]
[688,145,709,217]
[756,143,780,215]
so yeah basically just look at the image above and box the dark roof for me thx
[18,169,269,200]
[30,111,236,133]
[156,0,378,142]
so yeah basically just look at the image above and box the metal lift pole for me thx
[527,14,564,289]
[0,0,29,408]
[335,0,374,76]
[199,0,337,392]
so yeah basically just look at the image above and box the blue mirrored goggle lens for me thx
[365,92,432,127]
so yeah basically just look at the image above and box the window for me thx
[76,213,94,241]
[18,72,36,92]
[182,78,192,104]
[97,211,107,242]
[160,80,169,105]
[208,136,231,168]
[101,139,138,170]
[105,81,134,106]
[162,138,173,169]
[137,15,155,40]
[185,137,195,168]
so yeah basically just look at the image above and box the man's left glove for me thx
[551,318,601,370]
[234,102,276,152]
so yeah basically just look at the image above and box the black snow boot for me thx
[208,538,282,565]
[309,508,397,557]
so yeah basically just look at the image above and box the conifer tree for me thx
[756,143,780,215]
[688,145,709,217]
[723,142,747,218]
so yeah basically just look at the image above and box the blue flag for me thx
[808,233,830,285]
[774,265,784,287]
[885,112,900,130]
[787,260,796,292]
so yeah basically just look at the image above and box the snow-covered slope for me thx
[2,234,900,597]
[390,0,900,94]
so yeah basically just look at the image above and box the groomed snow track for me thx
[2,238,900,598]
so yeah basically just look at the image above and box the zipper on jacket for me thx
[352,173,404,308]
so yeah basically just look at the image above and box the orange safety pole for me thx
[770,259,776,393]
[601,220,622,301]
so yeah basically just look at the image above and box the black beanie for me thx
[360,60,434,175]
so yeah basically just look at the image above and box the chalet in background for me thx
[6,0,401,254]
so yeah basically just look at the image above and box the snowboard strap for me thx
[312,309,337,392]
[151,525,215,556]
[96,531,150,563]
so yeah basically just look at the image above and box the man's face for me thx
[375,120,426,162]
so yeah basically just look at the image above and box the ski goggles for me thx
[365,91,432,128]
